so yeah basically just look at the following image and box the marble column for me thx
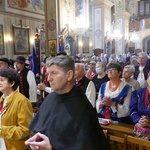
[113,0,131,55]
[90,0,113,54]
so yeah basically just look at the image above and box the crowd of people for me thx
[0,51,150,149]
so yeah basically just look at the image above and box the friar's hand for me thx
[25,132,52,150]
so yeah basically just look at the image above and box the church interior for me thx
[0,0,150,60]
[1,1,150,150]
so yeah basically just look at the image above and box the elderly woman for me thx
[122,65,140,91]
[92,62,109,98]
[130,73,150,139]
[130,73,150,126]
[96,63,132,124]
[0,68,33,150]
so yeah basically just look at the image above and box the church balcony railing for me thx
[129,17,150,32]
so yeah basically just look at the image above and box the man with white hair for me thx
[122,65,140,91]
[75,63,96,107]
[133,52,150,88]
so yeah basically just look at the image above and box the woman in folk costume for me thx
[130,72,150,124]
[130,73,150,140]
[96,63,132,124]
[0,68,33,150]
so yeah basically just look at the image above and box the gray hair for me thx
[75,63,85,73]
[138,52,149,60]
[46,55,75,73]
[96,62,106,69]
[124,65,135,73]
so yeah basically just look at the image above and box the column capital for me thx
[114,11,131,18]
[90,0,114,7]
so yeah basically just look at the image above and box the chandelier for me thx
[74,26,89,35]
[130,32,141,43]
[111,29,123,41]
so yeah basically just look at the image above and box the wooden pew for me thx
[108,134,128,150]
[103,129,108,138]
[101,123,134,137]
[125,135,150,150]
[101,123,150,150]
[101,123,134,150]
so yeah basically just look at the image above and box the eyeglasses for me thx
[107,68,117,73]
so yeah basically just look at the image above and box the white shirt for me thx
[137,66,145,88]
[27,70,37,103]
[86,81,96,108]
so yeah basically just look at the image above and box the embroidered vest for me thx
[75,76,90,94]
[134,65,150,80]
[19,68,29,99]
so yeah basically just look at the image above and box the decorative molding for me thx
[90,0,114,7]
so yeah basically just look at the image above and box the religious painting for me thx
[82,36,89,53]
[115,0,124,12]
[64,44,70,55]
[75,0,83,17]
[129,47,135,54]
[7,0,44,14]
[0,25,4,55]
[40,31,46,54]
[128,0,137,16]
[0,0,5,8]
[13,25,30,55]
[65,36,74,56]
[48,39,57,55]
[0,0,2,5]
[75,0,89,30]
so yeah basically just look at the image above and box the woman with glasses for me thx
[96,63,132,124]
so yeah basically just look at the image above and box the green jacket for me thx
[0,90,33,150]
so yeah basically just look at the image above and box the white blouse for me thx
[96,81,132,118]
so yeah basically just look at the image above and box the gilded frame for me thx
[0,24,4,55]
[82,36,89,53]
[40,31,46,54]
[12,25,30,55]
[48,39,57,55]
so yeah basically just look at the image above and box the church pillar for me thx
[44,0,76,57]
[90,0,113,54]
[44,0,59,56]
[113,0,131,55]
